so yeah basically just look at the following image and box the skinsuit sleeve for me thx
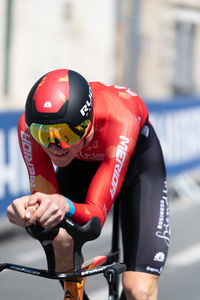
[18,113,59,194]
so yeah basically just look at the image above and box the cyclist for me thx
[7,69,170,300]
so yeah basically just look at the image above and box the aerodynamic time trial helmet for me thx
[25,69,93,149]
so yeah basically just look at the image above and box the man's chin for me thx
[53,159,71,167]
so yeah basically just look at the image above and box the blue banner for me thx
[146,99,200,175]
[0,111,29,217]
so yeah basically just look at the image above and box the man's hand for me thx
[7,195,38,227]
[26,192,69,228]
[7,193,69,229]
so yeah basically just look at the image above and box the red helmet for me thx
[25,69,93,148]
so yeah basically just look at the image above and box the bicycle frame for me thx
[0,200,126,300]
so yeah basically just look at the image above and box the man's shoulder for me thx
[89,81,106,92]
[90,82,124,103]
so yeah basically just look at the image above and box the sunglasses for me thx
[28,120,91,149]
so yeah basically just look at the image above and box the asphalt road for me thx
[0,198,200,300]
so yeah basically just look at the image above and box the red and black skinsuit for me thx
[18,82,170,276]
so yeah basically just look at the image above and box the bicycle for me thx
[0,199,126,299]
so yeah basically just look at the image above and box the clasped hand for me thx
[7,192,69,229]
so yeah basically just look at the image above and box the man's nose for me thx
[49,143,61,153]
[49,143,68,154]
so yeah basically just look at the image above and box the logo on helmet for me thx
[80,88,93,117]
[44,101,52,108]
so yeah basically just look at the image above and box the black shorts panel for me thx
[119,122,170,275]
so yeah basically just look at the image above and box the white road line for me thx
[168,242,200,267]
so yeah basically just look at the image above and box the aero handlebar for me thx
[26,216,102,272]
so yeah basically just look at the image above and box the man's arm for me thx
[18,113,59,194]
[69,116,140,227]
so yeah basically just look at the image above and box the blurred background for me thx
[1,0,200,299]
